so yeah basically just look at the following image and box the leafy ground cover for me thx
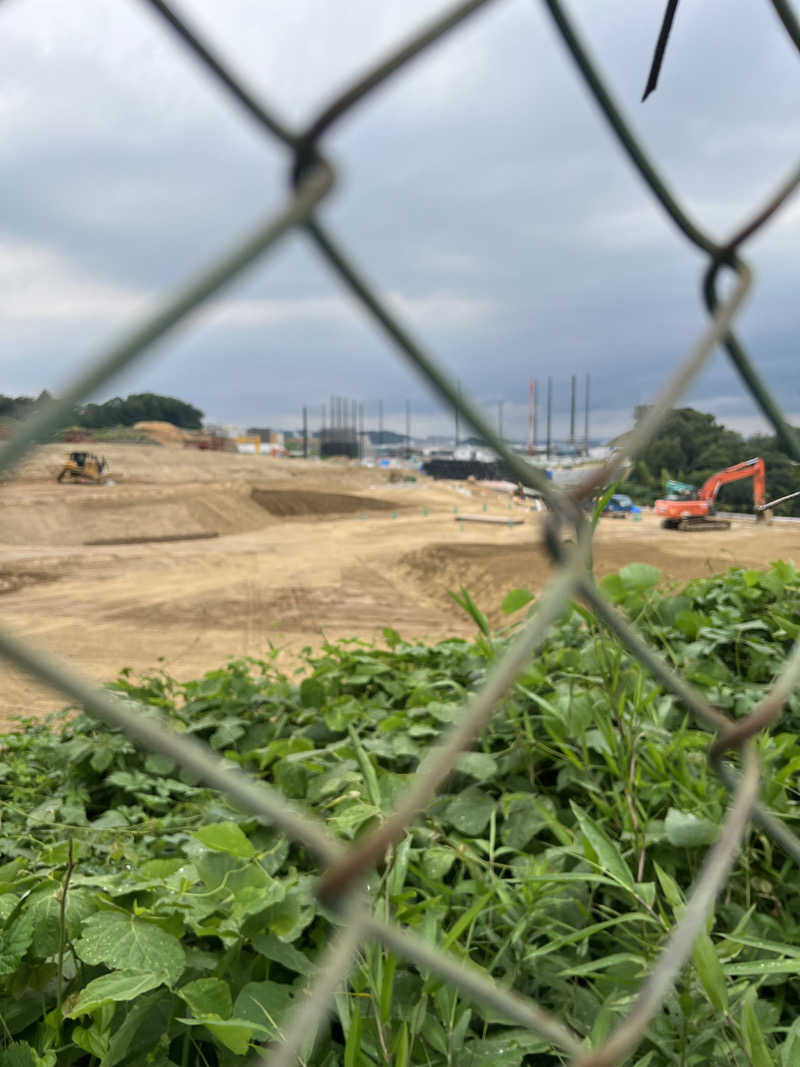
[1,562,800,1065]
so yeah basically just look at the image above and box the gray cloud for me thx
[0,0,798,442]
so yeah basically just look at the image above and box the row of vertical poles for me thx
[527,374,591,459]
[310,399,413,459]
[304,379,591,460]
[320,396,360,458]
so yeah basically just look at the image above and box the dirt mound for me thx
[399,536,756,624]
[251,489,394,517]
[0,485,272,546]
[133,421,185,447]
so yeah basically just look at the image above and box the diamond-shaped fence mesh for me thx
[3,1,800,1063]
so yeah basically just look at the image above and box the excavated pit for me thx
[250,488,395,517]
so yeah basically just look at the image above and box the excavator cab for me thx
[57,452,108,484]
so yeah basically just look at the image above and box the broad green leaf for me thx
[598,573,625,604]
[72,1024,110,1060]
[422,847,456,881]
[27,885,97,959]
[328,800,380,838]
[143,753,176,775]
[0,912,33,976]
[299,677,325,708]
[462,1029,547,1066]
[139,858,186,879]
[455,752,498,781]
[251,932,313,975]
[0,1044,56,1067]
[570,803,634,889]
[66,970,164,1016]
[193,822,255,859]
[674,610,710,639]
[100,989,173,1067]
[74,911,185,986]
[234,980,293,1036]
[264,889,315,942]
[441,786,495,835]
[619,563,662,591]
[692,931,728,1011]
[178,1016,258,1055]
[178,977,233,1020]
[665,809,718,848]
[501,588,534,614]
[501,794,543,850]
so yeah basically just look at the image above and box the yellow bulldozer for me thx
[56,451,109,484]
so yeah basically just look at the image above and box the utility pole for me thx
[405,399,411,460]
[584,373,590,455]
[569,374,576,450]
[302,406,308,458]
[528,379,535,456]
[358,402,364,460]
[455,380,461,448]
[497,400,503,440]
[546,376,552,461]
[378,398,383,448]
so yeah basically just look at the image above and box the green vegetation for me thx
[622,407,800,514]
[0,392,203,433]
[1,563,800,1064]
[75,394,203,431]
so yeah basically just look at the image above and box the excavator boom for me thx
[696,457,766,509]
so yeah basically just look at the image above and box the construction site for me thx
[0,440,796,728]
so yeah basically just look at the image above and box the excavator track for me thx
[677,517,731,532]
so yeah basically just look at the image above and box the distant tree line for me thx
[622,406,800,516]
[0,391,203,430]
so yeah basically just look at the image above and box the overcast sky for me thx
[1,0,798,440]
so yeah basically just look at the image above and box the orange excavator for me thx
[654,457,768,531]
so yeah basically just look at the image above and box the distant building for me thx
[247,427,285,446]
[454,444,496,463]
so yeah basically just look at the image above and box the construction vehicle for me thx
[603,492,634,516]
[56,452,109,484]
[655,457,767,530]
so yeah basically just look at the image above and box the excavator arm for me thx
[696,457,766,510]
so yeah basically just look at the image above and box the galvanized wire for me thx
[2,0,800,1063]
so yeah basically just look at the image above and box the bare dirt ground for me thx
[0,443,797,728]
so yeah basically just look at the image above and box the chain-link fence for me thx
[3,1,800,1063]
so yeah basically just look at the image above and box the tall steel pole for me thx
[405,399,411,460]
[302,406,308,458]
[584,373,590,455]
[528,379,535,456]
[546,377,552,461]
[569,374,576,449]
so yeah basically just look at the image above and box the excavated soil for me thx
[0,442,797,727]
[250,489,395,517]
